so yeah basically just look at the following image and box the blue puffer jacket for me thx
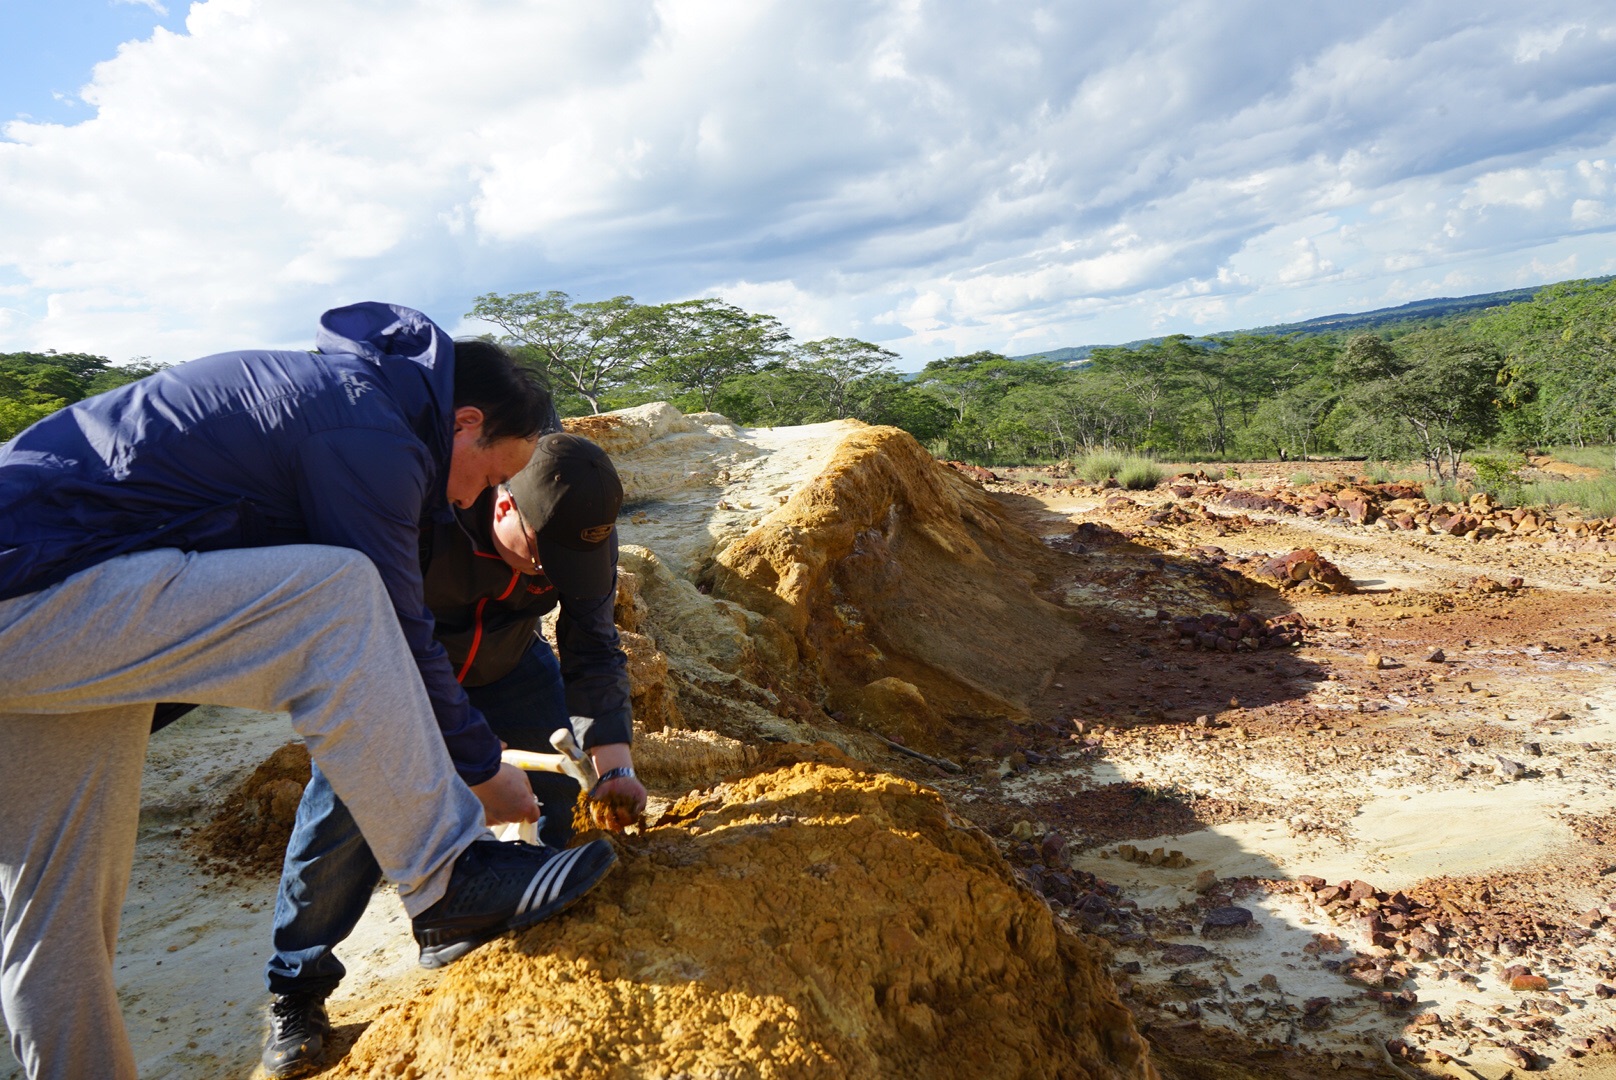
[0,302,503,785]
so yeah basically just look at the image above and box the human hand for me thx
[470,762,542,826]
[588,773,647,831]
[586,743,646,831]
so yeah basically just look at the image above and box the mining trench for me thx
[5,409,1615,1079]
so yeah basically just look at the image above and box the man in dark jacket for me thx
[259,433,647,1076]
[0,305,616,1080]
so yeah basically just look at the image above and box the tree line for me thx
[0,352,165,441]
[6,278,1616,478]
[472,280,1616,481]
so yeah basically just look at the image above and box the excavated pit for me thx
[327,747,1157,1080]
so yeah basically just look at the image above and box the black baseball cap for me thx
[506,433,624,598]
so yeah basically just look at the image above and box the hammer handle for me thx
[501,749,574,775]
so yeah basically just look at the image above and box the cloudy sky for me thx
[3,1,1615,369]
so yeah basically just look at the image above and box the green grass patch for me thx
[1541,444,1616,473]
[1423,481,1465,505]
[1079,450,1125,482]
[1289,470,1314,486]
[1516,477,1616,518]
[1118,457,1163,490]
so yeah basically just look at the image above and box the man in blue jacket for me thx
[0,303,617,1080]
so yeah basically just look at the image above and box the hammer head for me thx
[548,727,600,790]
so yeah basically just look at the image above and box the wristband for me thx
[593,766,636,789]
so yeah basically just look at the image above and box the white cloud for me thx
[3,0,1616,366]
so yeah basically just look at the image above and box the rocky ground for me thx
[7,415,1615,1079]
[941,464,1616,1079]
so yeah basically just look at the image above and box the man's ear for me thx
[452,405,485,435]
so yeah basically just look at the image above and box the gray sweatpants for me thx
[0,546,489,1080]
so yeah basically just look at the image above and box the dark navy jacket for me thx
[0,302,504,785]
[423,487,632,748]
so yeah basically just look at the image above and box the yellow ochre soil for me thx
[326,748,1157,1080]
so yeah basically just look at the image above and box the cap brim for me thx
[536,533,616,599]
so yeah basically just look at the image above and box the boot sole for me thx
[416,843,618,970]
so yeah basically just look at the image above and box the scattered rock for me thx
[1424,648,1445,663]
[1160,943,1213,965]
[1260,548,1356,594]
[1495,757,1528,781]
[1200,906,1258,940]
[1502,1044,1538,1071]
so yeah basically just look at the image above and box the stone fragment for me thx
[1495,757,1527,781]
[1159,943,1212,965]
[1576,908,1608,928]
[1502,1045,1537,1071]
[1297,875,1326,891]
[1201,906,1258,939]
[1194,869,1218,894]
[1509,974,1549,992]
[1424,648,1445,663]
[1346,880,1376,902]
[1364,651,1385,669]
[1259,548,1356,593]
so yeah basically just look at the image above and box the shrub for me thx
[1469,452,1526,502]
[1289,470,1314,486]
[1118,457,1163,490]
[1079,450,1125,482]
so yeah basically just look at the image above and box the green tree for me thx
[791,338,900,420]
[648,299,791,411]
[1337,331,1502,481]
[468,291,657,414]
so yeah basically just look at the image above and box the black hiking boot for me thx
[412,837,617,969]
[261,990,331,1078]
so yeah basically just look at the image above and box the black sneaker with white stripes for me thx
[412,837,617,969]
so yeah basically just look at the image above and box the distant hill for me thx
[1010,277,1613,363]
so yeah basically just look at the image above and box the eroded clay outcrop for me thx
[708,425,1085,744]
[326,750,1157,1080]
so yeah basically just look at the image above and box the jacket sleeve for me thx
[293,428,504,785]
[555,543,633,748]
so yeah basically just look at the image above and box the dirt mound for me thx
[190,740,310,874]
[328,750,1157,1080]
[711,425,1086,749]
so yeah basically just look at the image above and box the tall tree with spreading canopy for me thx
[1337,331,1503,481]
[647,299,791,411]
[468,291,655,414]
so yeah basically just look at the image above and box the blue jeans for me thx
[263,641,577,996]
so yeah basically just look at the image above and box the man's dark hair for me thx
[452,339,556,443]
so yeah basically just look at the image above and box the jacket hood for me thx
[316,301,456,476]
